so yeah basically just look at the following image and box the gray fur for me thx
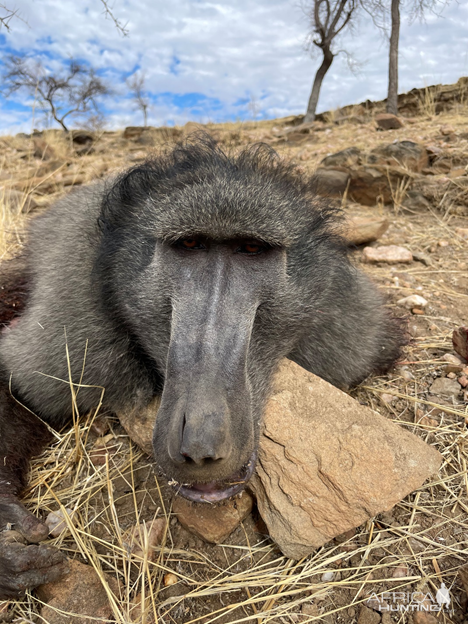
[0,138,403,486]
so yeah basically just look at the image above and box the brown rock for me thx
[453,326,468,362]
[123,126,145,140]
[173,491,253,544]
[345,217,389,246]
[249,360,441,559]
[122,517,166,561]
[312,168,350,197]
[348,167,405,205]
[362,245,413,263]
[375,113,404,130]
[429,377,461,398]
[369,141,428,172]
[413,612,438,624]
[321,146,361,168]
[118,396,160,456]
[358,605,381,624]
[89,433,119,466]
[37,560,120,624]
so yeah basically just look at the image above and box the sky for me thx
[0,0,467,133]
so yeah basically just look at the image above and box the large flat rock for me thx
[249,360,441,559]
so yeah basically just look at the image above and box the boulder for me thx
[348,167,404,205]
[362,245,413,263]
[172,491,253,544]
[321,146,361,168]
[344,217,389,246]
[312,168,350,197]
[37,560,120,624]
[369,141,428,172]
[249,360,441,559]
[375,113,404,130]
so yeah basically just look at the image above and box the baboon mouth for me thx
[171,452,257,503]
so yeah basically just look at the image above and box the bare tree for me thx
[99,0,129,36]
[3,56,109,131]
[127,71,150,126]
[364,0,448,115]
[302,0,357,123]
[0,3,26,30]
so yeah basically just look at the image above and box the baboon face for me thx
[148,237,287,501]
[99,141,339,502]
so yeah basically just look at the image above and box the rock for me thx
[1,188,39,214]
[45,508,75,538]
[413,613,438,624]
[123,126,146,140]
[163,573,179,587]
[89,433,119,466]
[402,190,432,211]
[375,113,404,130]
[362,245,413,263]
[71,130,94,145]
[397,295,428,309]
[369,141,428,172]
[122,517,166,561]
[344,217,389,246]
[321,146,361,168]
[118,396,160,456]
[37,560,120,624]
[442,353,463,365]
[172,491,253,544]
[348,167,404,205]
[455,227,468,239]
[358,605,381,624]
[32,137,56,160]
[453,326,468,362]
[312,168,350,197]
[429,377,461,398]
[412,249,433,266]
[249,360,441,559]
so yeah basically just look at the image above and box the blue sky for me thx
[0,0,467,133]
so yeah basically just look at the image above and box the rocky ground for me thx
[0,79,467,624]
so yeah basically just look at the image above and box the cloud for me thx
[0,0,466,133]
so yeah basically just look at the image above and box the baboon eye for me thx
[177,238,206,250]
[236,242,267,255]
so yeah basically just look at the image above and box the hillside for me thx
[0,78,467,624]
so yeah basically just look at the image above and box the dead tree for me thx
[2,57,109,131]
[365,0,449,115]
[303,0,357,124]
[127,71,150,126]
[0,3,23,30]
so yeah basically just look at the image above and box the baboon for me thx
[0,137,403,597]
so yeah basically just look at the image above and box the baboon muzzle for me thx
[153,256,258,501]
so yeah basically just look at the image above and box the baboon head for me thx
[98,137,345,502]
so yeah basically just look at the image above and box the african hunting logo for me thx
[368,584,452,614]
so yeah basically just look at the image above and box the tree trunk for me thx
[386,0,400,115]
[303,47,334,124]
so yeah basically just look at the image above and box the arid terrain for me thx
[0,79,467,624]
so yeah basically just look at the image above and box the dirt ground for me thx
[0,86,467,623]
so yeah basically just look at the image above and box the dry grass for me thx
[0,103,467,623]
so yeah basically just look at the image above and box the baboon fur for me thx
[0,137,404,597]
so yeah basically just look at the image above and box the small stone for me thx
[302,603,319,616]
[345,217,390,246]
[442,353,463,365]
[90,415,110,437]
[438,240,449,247]
[45,508,75,538]
[358,604,381,624]
[453,326,468,362]
[375,113,404,130]
[446,372,456,379]
[89,433,119,466]
[392,563,409,578]
[122,517,166,562]
[321,571,335,582]
[163,572,179,587]
[119,397,160,456]
[37,560,120,624]
[430,377,461,398]
[381,393,396,405]
[397,295,428,308]
[363,245,413,263]
[173,491,253,544]
[418,416,438,429]
[459,375,468,388]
